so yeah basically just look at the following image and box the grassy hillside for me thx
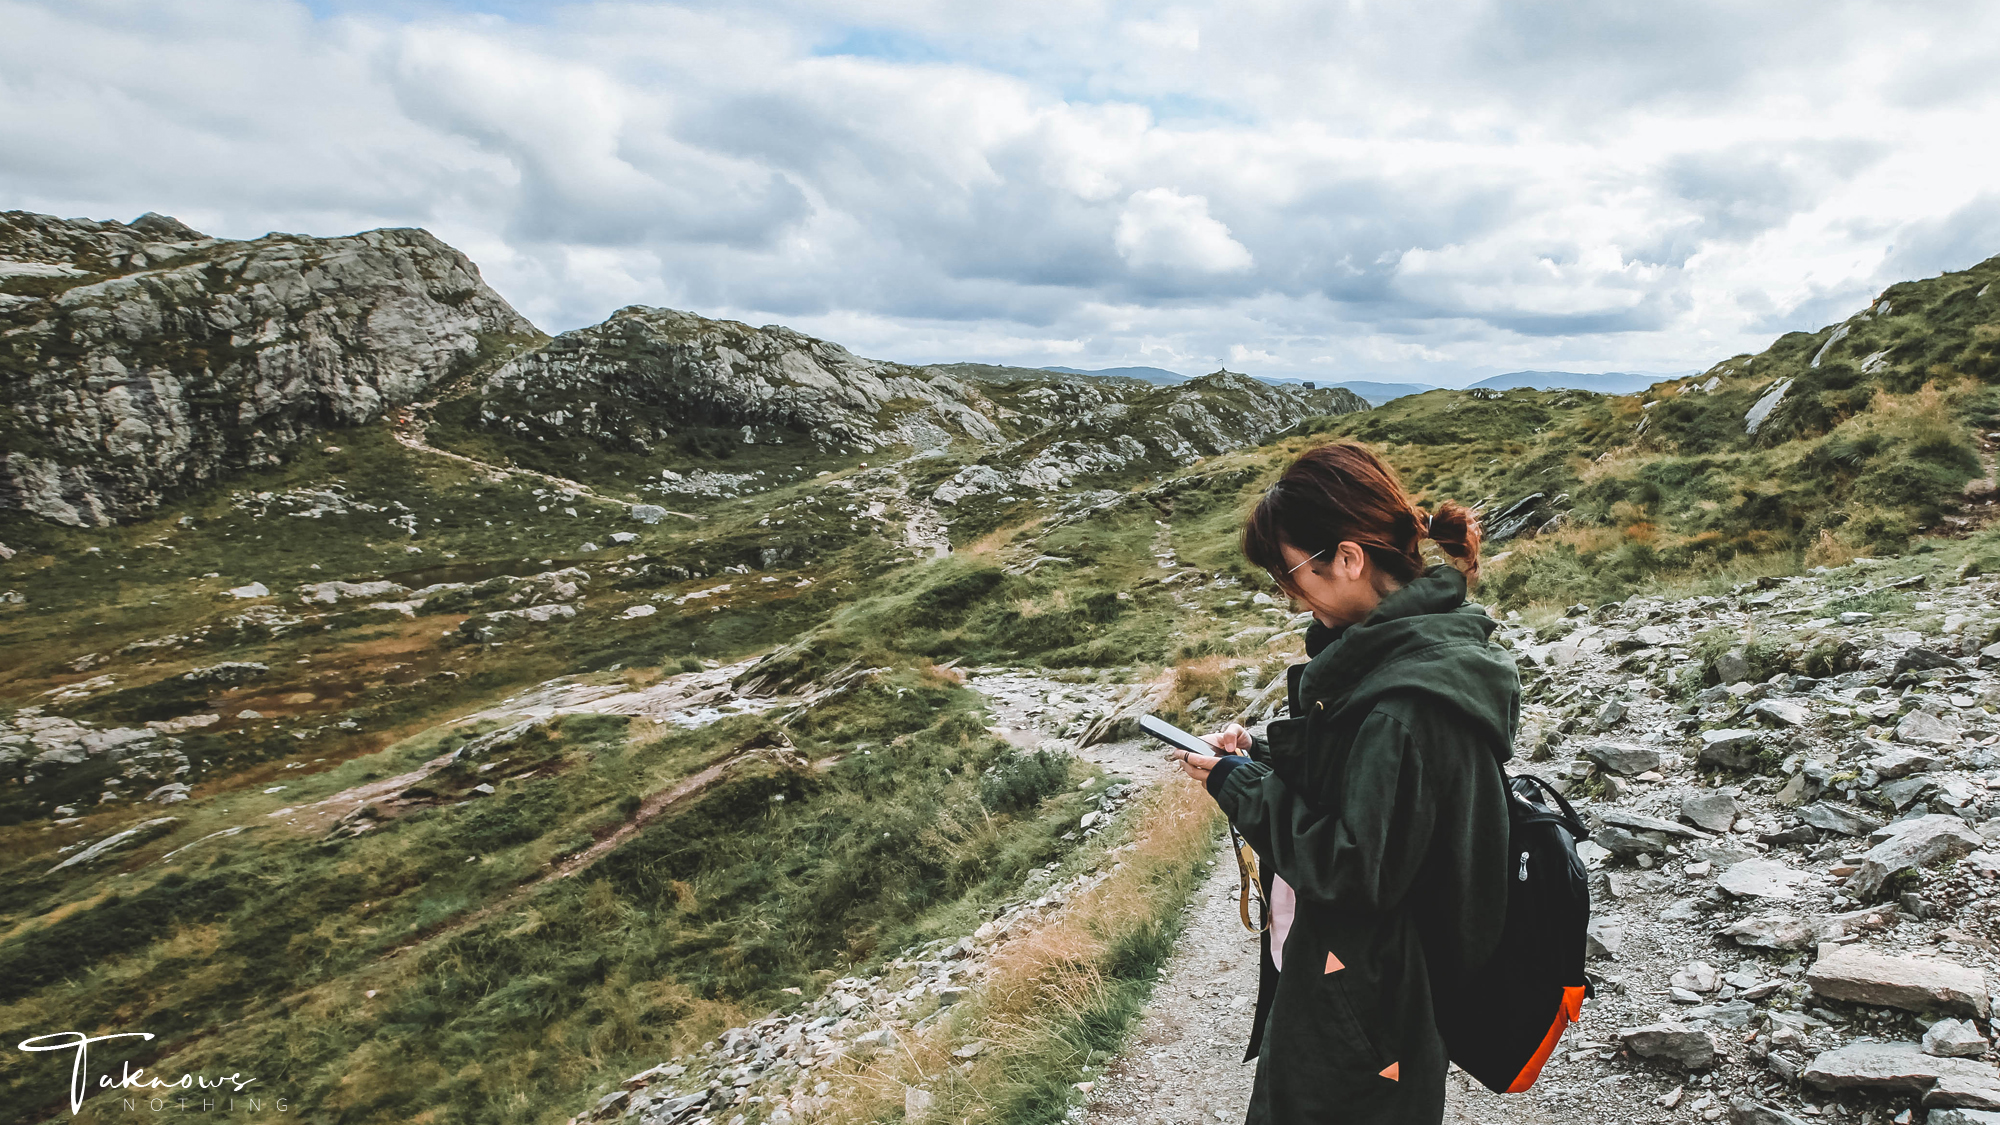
[1297,253,2000,609]
[1,252,1996,1123]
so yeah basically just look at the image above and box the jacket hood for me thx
[1298,565,1519,762]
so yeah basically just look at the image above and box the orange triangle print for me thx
[1324,951,1344,973]
[1378,1061,1400,1081]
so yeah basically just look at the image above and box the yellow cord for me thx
[1231,826,1269,933]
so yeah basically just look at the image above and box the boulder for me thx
[1680,792,1740,832]
[1700,728,1764,769]
[1799,802,1884,837]
[1718,906,1896,951]
[1802,1040,2000,1107]
[1586,917,1624,959]
[1870,745,1942,779]
[1670,960,1720,993]
[1846,815,1985,897]
[1717,858,1807,901]
[1898,709,1962,747]
[1716,649,1752,684]
[1718,914,1817,951]
[1751,699,1811,727]
[1807,944,1990,1018]
[1619,1023,1717,1068]
[1598,826,1671,857]
[1880,776,1938,811]
[1895,647,1964,674]
[1931,1074,2000,1111]
[1586,741,1663,776]
[1926,1018,1990,1059]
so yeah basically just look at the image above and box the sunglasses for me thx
[1268,548,1326,586]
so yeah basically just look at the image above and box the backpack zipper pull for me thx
[1517,851,1530,882]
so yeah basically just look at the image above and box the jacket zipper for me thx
[1517,850,1530,882]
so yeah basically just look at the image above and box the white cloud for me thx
[2,0,1999,383]
[1114,187,1253,275]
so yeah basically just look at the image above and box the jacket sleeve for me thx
[1210,709,1436,913]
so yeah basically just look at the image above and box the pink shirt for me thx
[1268,873,1297,971]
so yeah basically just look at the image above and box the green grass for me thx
[0,675,1106,1122]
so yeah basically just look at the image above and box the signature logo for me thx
[17,1032,257,1116]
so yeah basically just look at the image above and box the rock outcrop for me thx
[475,309,1365,487]
[1,210,537,524]
[478,306,1012,453]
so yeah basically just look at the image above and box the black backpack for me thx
[1435,771,1593,1093]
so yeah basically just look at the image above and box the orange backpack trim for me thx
[1504,985,1586,1093]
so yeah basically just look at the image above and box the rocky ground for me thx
[1446,555,2000,1125]
[572,551,2000,1125]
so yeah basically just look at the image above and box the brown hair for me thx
[1242,442,1481,588]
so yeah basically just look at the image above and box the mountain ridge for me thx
[0,210,540,526]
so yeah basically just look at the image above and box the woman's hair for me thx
[1242,442,1481,588]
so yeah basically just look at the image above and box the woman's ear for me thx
[1332,540,1368,580]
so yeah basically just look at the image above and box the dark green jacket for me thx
[1207,566,1517,1124]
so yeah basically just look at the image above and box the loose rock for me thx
[1846,815,1985,898]
[1716,857,1807,901]
[1925,1019,1990,1059]
[1700,729,1764,769]
[1619,1023,1718,1068]
[1806,943,1991,1019]
[1681,792,1740,832]
[1586,741,1663,776]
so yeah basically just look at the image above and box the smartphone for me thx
[1139,714,1219,757]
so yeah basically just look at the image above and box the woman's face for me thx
[1273,540,1384,628]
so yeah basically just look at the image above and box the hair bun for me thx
[1422,501,1483,584]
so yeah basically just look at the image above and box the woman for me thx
[1172,442,1517,1124]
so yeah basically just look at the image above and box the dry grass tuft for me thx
[803,777,1222,1125]
[1803,528,1857,569]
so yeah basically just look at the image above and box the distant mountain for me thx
[1325,380,1439,406]
[1042,365,1187,385]
[1467,370,1675,395]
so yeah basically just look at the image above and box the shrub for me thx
[979,748,1072,813]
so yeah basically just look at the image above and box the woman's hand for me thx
[1169,723,1251,783]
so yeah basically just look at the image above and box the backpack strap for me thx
[1502,769,1591,842]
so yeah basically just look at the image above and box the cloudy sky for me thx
[5,0,2000,384]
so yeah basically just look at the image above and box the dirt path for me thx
[1085,850,1263,1125]
[885,456,953,557]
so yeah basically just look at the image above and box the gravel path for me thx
[1078,832,1661,1125]
[1086,848,1264,1125]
